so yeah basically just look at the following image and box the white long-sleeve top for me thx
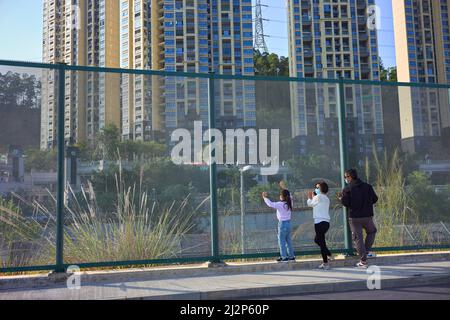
[307,194,331,224]
[263,197,292,222]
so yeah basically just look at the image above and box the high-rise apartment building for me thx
[120,0,154,141]
[41,0,120,149]
[393,0,450,154]
[119,0,256,142]
[287,0,384,164]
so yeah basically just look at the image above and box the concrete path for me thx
[1,259,450,300]
[258,283,450,300]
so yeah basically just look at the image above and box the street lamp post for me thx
[240,165,253,255]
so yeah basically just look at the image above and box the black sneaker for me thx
[288,256,296,262]
[276,257,289,263]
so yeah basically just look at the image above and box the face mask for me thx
[315,188,321,195]
[345,179,349,184]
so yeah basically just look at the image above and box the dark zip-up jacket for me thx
[341,179,378,219]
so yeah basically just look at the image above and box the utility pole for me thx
[254,0,269,53]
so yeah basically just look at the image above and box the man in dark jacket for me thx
[340,168,378,268]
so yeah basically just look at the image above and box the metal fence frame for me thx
[1,59,450,274]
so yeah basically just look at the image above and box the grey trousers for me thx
[349,217,377,262]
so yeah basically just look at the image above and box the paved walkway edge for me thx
[126,274,450,300]
[121,275,450,300]
[1,251,450,291]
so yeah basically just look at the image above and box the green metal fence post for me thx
[208,72,220,263]
[338,77,354,256]
[55,64,66,273]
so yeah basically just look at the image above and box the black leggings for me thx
[314,221,331,263]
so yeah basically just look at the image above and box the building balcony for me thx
[360,64,371,74]
[302,16,312,24]
[359,48,370,57]
[357,0,367,9]
[303,32,312,41]
[304,66,315,74]
[303,50,314,57]
[358,32,368,41]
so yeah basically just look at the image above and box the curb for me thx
[126,274,450,300]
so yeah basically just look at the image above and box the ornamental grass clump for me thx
[0,163,203,269]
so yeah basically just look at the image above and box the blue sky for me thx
[0,0,44,62]
[0,0,396,67]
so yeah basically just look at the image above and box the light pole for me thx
[240,165,253,254]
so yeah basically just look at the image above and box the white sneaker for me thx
[356,261,368,269]
[318,263,330,270]
[367,252,377,259]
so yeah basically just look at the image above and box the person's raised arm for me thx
[341,188,351,208]
[262,192,277,209]
[307,191,319,207]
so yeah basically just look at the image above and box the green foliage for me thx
[0,72,40,108]
[83,124,167,162]
[217,187,240,209]
[24,148,57,172]
[0,197,52,268]
[96,124,121,161]
[159,184,196,205]
[120,140,166,161]
[366,149,450,246]
[0,164,203,267]
[372,150,414,246]
[61,173,198,263]
[379,57,397,82]
[287,154,340,189]
[386,67,397,82]
[247,182,280,206]
[407,171,450,223]
[140,158,209,194]
[86,157,210,214]
[254,50,289,76]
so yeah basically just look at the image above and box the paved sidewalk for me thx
[258,283,450,300]
[1,260,450,300]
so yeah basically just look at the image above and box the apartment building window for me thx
[324,5,331,18]
[325,21,332,35]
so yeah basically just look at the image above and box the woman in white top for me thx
[307,181,333,269]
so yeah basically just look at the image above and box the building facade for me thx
[393,0,450,155]
[41,0,120,149]
[119,0,256,143]
[287,0,384,165]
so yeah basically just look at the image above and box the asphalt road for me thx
[255,283,450,300]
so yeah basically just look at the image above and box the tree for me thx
[24,148,57,172]
[247,182,280,206]
[254,50,289,76]
[0,72,40,108]
[407,171,450,222]
[96,124,121,160]
[119,140,166,161]
[379,57,397,82]
[387,67,397,82]
[287,154,340,189]
[254,49,292,142]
